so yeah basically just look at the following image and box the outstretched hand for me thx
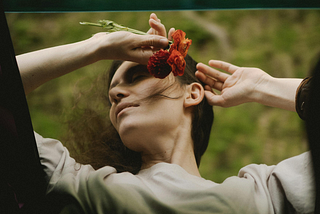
[196,60,271,107]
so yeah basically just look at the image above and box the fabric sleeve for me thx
[34,132,116,192]
[238,152,315,214]
[34,132,73,181]
[34,132,118,213]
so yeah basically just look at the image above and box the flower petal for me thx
[167,49,186,76]
[147,49,172,79]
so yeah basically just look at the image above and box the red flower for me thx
[147,29,192,79]
[167,49,185,76]
[147,49,172,79]
[169,29,192,58]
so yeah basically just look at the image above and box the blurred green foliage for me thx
[6,10,320,183]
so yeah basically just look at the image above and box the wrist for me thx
[89,33,116,62]
[253,76,302,111]
[84,36,108,63]
[249,73,274,104]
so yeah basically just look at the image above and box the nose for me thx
[109,85,129,104]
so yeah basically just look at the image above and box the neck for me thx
[140,134,201,177]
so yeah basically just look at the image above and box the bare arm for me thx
[17,30,168,95]
[196,60,302,111]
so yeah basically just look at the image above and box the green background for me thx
[6,10,320,182]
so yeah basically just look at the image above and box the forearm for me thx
[17,38,100,95]
[253,76,303,112]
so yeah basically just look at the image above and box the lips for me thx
[115,102,139,118]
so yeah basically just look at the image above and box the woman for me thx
[18,14,314,213]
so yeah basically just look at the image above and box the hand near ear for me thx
[196,60,302,111]
[196,60,269,107]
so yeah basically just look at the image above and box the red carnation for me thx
[167,49,185,76]
[147,29,191,79]
[147,49,172,79]
[169,29,192,58]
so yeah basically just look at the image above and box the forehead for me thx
[110,61,140,89]
[112,61,139,81]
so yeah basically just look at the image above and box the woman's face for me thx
[108,61,186,152]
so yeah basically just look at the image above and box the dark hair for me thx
[64,55,213,174]
[177,55,214,167]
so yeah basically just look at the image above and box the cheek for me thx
[109,106,116,128]
[140,99,184,129]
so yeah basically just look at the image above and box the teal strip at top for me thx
[3,0,320,12]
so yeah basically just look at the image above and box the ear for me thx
[184,82,204,108]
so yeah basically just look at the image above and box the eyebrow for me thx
[109,65,147,90]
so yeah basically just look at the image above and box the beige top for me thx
[35,132,315,214]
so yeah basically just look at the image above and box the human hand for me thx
[147,13,166,37]
[147,13,176,41]
[91,31,168,64]
[196,60,271,107]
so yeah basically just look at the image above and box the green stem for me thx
[80,20,173,46]
[80,20,147,35]
[79,22,104,28]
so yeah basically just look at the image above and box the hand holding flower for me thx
[90,31,169,65]
[81,16,192,78]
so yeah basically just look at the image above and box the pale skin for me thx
[108,62,204,177]
[195,60,303,112]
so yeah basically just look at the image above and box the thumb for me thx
[204,91,226,107]
[134,35,168,49]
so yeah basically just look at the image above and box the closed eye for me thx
[130,66,151,83]
[132,73,148,82]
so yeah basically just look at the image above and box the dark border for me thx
[0,0,46,212]
[3,0,320,12]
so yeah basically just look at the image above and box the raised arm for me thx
[17,15,169,95]
[196,60,303,111]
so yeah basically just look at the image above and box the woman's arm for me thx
[17,30,168,95]
[196,60,302,111]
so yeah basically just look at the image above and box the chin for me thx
[118,119,142,145]
[119,130,144,152]
[118,117,160,152]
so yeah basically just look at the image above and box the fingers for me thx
[147,13,175,42]
[132,34,168,49]
[168,28,175,41]
[195,70,224,91]
[208,60,239,74]
[204,85,217,95]
[147,13,166,37]
[127,34,169,64]
[196,62,230,83]
[150,13,161,22]
[204,91,225,106]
